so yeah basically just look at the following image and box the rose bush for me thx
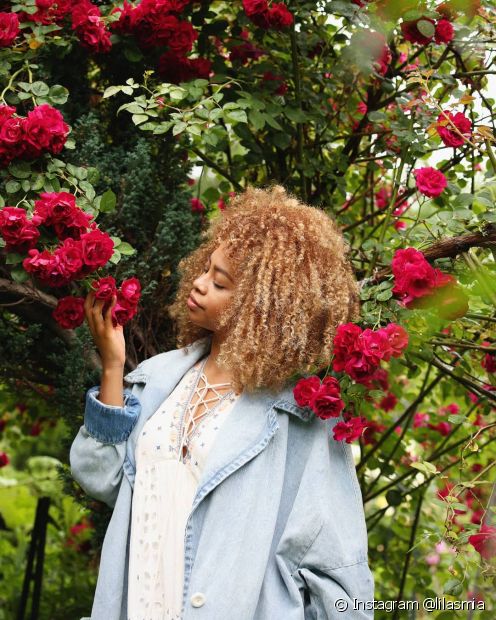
[1,0,495,617]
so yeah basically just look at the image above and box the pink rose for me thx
[413,167,447,198]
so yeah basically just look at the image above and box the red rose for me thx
[0,104,15,124]
[266,3,293,29]
[436,110,471,148]
[0,12,20,47]
[468,525,496,560]
[111,294,138,326]
[91,276,117,300]
[22,104,70,157]
[391,248,438,305]
[55,238,85,280]
[0,451,9,467]
[482,352,496,373]
[53,296,86,329]
[158,52,211,83]
[34,192,93,240]
[120,277,141,305]
[360,328,393,364]
[383,323,409,357]
[311,377,345,419]
[378,392,397,411]
[0,206,40,252]
[413,167,447,198]
[332,416,369,443]
[229,42,266,65]
[79,229,114,269]
[71,1,112,53]
[166,19,198,55]
[332,322,363,373]
[242,0,268,16]
[190,197,205,212]
[434,19,454,44]
[110,1,136,34]
[401,18,435,45]
[293,375,322,407]
[262,72,288,95]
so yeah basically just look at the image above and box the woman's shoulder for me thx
[123,337,209,384]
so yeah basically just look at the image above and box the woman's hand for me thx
[84,291,126,370]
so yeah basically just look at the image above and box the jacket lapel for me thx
[123,335,315,487]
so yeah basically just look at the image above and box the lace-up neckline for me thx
[180,355,234,457]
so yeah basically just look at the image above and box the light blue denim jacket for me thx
[70,335,374,620]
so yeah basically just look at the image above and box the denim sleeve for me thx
[69,385,142,509]
[278,418,374,617]
[293,561,374,619]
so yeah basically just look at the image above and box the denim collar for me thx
[123,335,314,423]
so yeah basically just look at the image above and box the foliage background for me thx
[0,0,495,618]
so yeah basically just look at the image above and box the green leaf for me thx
[410,460,438,476]
[48,84,69,105]
[416,19,435,39]
[11,266,29,283]
[385,490,403,507]
[31,81,49,96]
[5,181,20,194]
[248,110,266,131]
[132,114,149,125]
[443,578,463,596]
[9,161,32,179]
[172,122,187,136]
[117,242,135,256]
[99,189,116,213]
[223,109,248,124]
[79,181,95,201]
[103,85,122,98]
[109,249,121,264]
[6,252,24,265]
[376,289,393,301]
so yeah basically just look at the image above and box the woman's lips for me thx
[187,295,202,310]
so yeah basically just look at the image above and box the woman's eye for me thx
[203,266,224,289]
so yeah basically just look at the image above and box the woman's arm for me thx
[69,384,141,509]
[277,417,374,618]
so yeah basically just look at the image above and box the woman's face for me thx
[187,242,236,333]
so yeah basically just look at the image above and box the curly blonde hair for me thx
[167,183,360,395]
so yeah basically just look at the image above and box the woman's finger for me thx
[104,295,117,330]
[84,291,95,333]
[91,297,106,332]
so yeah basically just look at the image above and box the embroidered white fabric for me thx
[127,355,239,619]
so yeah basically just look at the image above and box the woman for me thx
[70,184,374,620]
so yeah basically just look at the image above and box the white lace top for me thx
[127,355,240,620]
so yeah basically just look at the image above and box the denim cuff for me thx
[84,386,142,444]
